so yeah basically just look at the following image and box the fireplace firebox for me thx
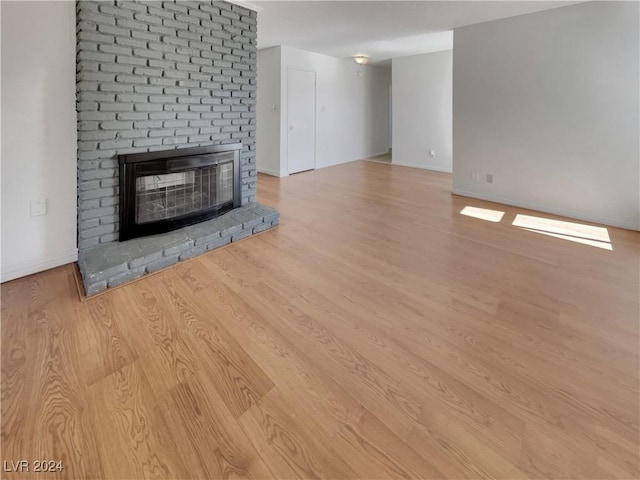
[118,144,242,241]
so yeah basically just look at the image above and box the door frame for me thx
[287,66,317,175]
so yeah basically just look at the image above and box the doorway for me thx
[287,68,316,174]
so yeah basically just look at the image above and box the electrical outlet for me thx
[486,174,493,184]
[471,172,480,182]
[30,199,47,217]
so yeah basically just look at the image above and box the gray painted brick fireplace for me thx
[76,0,278,295]
[76,0,258,249]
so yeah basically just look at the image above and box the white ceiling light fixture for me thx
[352,55,369,65]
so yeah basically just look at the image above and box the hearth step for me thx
[77,203,279,296]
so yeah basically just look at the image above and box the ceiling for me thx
[256,1,582,65]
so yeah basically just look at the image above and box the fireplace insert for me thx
[118,143,241,241]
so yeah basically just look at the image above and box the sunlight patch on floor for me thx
[460,206,505,222]
[513,214,612,250]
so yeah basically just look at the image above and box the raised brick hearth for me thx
[79,203,278,295]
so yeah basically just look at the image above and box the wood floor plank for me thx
[75,296,139,387]
[172,261,367,438]
[235,279,425,439]
[154,271,275,418]
[86,362,189,479]
[331,407,445,479]
[517,419,599,479]
[291,290,528,462]
[594,422,640,478]
[1,278,32,465]
[155,369,274,479]
[21,318,102,478]
[238,388,359,479]
[414,407,528,480]
[1,160,638,479]
[112,281,201,396]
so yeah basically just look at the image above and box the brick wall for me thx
[76,0,257,250]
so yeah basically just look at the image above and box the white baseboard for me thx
[315,151,389,170]
[1,249,78,283]
[451,188,640,231]
[391,161,452,173]
[257,167,285,177]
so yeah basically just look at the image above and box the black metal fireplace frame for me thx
[118,143,242,241]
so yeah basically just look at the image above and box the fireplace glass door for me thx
[119,144,241,241]
[135,161,234,224]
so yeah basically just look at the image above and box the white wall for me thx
[392,51,452,172]
[257,47,282,177]
[257,45,391,176]
[453,1,640,230]
[1,1,78,282]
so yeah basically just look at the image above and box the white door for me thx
[287,68,316,174]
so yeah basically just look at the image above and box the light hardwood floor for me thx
[2,160,639,479]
